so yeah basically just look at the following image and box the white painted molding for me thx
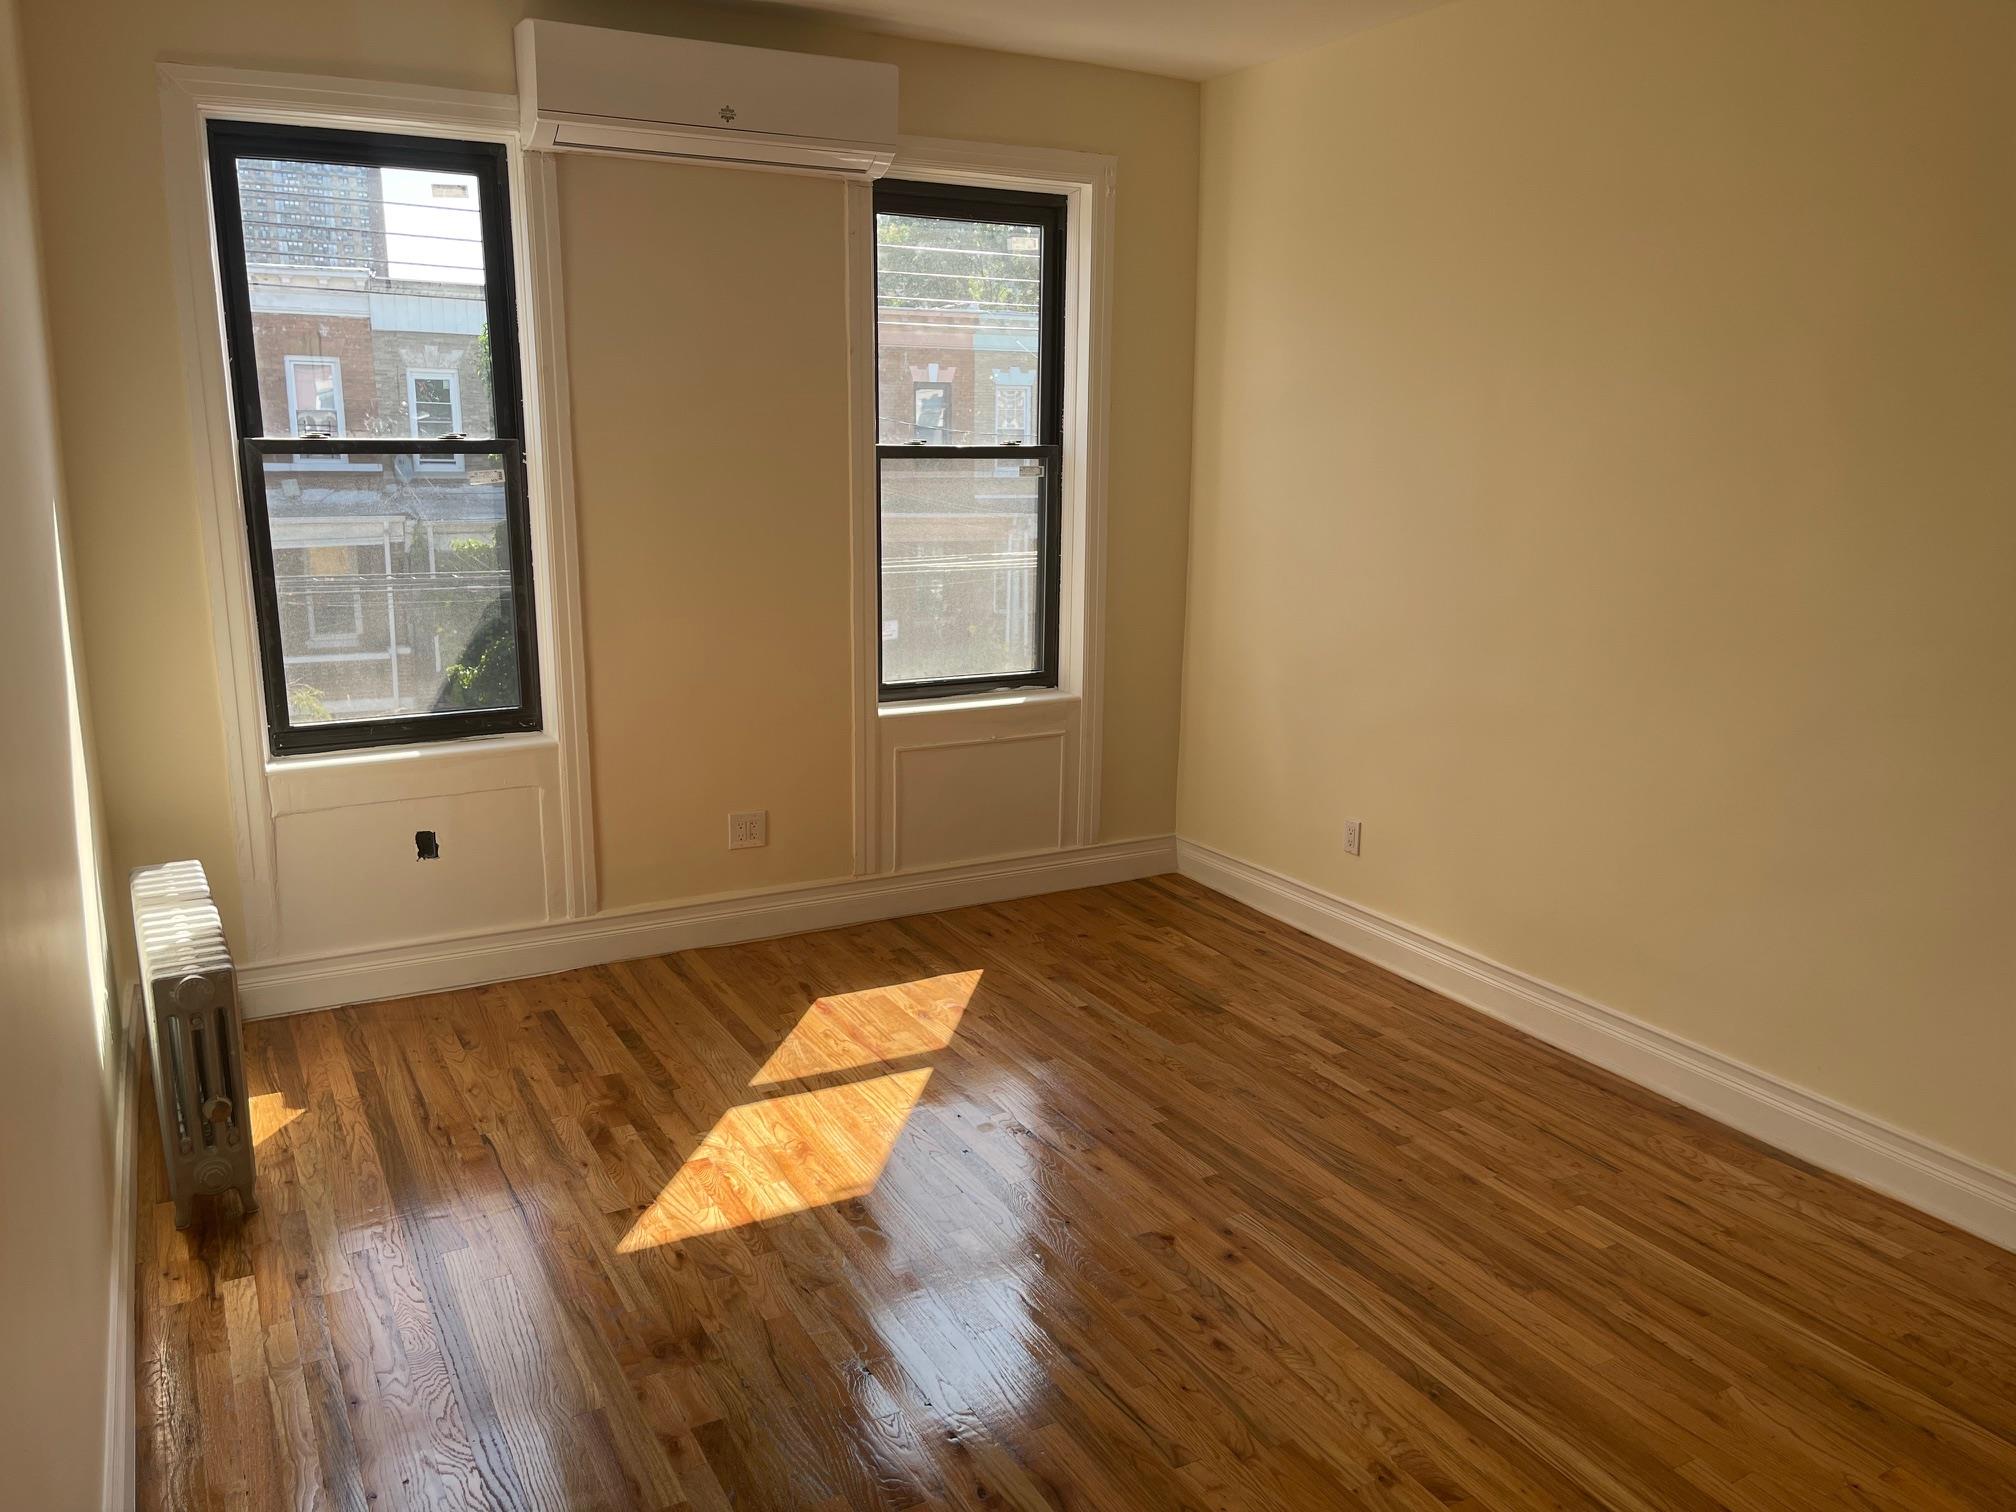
[158,64,283,957]
[100,990,140,1512]
[844,177,880,875]
[858,137,1118,868]
[518,150,598,919]
[240,837,1177,1018]
[888,724,1072,871]
[155,63,516,135]
[1070,161,1115,846]
[1176,839,2016,1254]
[155,62,597,946]
[886,137,1118,850]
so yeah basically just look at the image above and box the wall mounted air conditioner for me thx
[514,20,898,180]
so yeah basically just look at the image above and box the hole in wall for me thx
[415,830,440,861]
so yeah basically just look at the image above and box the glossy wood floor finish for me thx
[136,877,2016,1511]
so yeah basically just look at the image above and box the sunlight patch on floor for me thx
[749,970,980,1086]
[617,1067,933,1252]
[249,1092,304,1146]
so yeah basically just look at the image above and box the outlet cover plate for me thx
[729,810,768,850]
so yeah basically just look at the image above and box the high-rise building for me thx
[234,157,386,276]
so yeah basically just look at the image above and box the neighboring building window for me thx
[990,367,1037,479]
[305,592,365,645]
[407,368,463,472]
[912,381,952,442]
[208,120,540,754]
[300,545,364,647]
[285,356,345,436]
[992,369,1034,443]
[283,355,348,467]
[874,180,1065,698]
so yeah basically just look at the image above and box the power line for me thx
[875,241,1041,260]
[878,303,1037,315]
[877,267,1040,285]
[247,259,489,278]
[233,186,485,214]
[238,219,483,246]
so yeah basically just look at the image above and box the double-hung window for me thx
[284,355,344,439]
[874,180,1065,699]
[207,121,540,754]
[407,368,465,473]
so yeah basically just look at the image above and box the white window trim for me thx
[157,63,599,956]
[848,137,1116,874]
[406,366,464,471]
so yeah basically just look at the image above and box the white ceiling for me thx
[727,0,1455,81]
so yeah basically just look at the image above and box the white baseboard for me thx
[1175,839,2016,1254]
[239,837,1178,1019]
[102,987,139,1512]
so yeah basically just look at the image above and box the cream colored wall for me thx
[1183,0,2016,1173]
[16,0,1198,939]
[0,0,122,1499]
[560,158,856,906]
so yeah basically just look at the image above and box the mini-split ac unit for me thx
[514,20,899,180]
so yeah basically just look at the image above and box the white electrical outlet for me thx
[729,810,768,850]
[1343,818,1362,856]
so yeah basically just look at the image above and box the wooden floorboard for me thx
[134,876,2016,1510]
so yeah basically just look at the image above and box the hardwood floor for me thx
[135,876,2016,1510]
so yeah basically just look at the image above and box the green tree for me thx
[876,213,1040,318]
[430,522,517,712]
[288,683,332,723]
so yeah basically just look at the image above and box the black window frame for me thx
[207,119,542,756]
[874,179,1067,703]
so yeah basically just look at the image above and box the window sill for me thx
[878,689,1079,719]
[265,729,557,779]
